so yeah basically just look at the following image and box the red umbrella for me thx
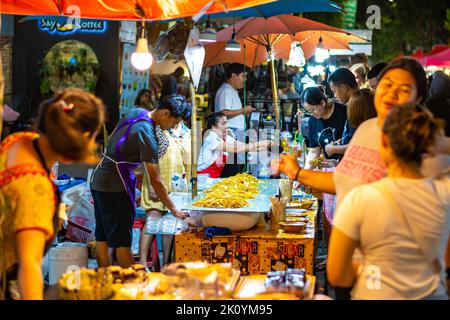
[411,45,450,67]
[426,44,449,56]
[0,0,276,21]
[423,47,450,67]
[410,48,425,59]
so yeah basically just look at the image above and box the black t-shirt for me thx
[307,102,347,159]
[90,108,159,192]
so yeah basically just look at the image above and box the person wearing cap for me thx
[324,68,359,157]
[367,62,388,90]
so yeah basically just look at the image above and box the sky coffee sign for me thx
[35,17,107,35]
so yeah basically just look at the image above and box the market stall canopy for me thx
[410,48,425,59]
[409,45,450,67]
[204,30,359,68]
[202,0,342,19]
[0,0,277,21]
[421,47,450,67]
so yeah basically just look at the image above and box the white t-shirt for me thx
[198,130,235,171]
[334,176,450,300]
[215,83,245,129]
[334,118,450,208]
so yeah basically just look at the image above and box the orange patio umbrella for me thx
[0,0,276,21]
[204,30,360,68]
[211,14,366,129]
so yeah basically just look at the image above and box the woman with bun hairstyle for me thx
[197,112,271,178]
[299,86,348,168]
[0,88,105,300]
[327,105,449,300]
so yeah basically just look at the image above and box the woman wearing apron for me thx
[197,112,271,178]
[90,94,191,268]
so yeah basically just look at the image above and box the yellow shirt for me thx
[140,130,191,211]
[0,132,56,295]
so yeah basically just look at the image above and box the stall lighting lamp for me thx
[199,28,217,43]
[226,15,240,51]
[131,22,153,71]
[225,38,241,51]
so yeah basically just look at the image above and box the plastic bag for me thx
[145,214,189,235]
[267,196,288,231]
[67,186,96,231]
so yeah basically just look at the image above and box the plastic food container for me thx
[278,222,307,233]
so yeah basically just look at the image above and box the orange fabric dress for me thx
[0,132,58,299]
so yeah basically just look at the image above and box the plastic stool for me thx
[133,218,161,271]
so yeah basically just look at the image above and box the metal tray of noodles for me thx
[182,179,280,214]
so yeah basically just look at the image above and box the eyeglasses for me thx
[299,105,317,116]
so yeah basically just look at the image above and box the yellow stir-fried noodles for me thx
[193,173,260,208]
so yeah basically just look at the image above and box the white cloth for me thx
[215,83,245,130]
[333,176,450,300]
[197,130,235,171]
[334,118,450,209]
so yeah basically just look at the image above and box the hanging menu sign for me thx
[119,42,150,118]
[184,27,205,90]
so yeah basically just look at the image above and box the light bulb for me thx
[131,37,153,71]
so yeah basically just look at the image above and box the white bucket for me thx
[48,242,88,285]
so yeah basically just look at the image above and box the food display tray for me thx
[182,179,280,214]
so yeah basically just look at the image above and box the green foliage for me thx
[445,9,450,32]
[356,0,450,63]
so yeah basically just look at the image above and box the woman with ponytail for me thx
[327,105,449,300]
[0,88,105,299]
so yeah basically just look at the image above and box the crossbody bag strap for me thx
[373,181,442,275]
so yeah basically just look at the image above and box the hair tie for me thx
[61,101,74,111]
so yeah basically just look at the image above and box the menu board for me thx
[119,42,150,118]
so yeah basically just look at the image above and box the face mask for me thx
[155,126,169,159]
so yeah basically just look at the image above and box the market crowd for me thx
[1,55,449,300]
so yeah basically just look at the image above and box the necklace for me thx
[32,139,51,175]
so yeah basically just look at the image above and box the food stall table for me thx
[175,199,318,275]
[233,274,316,300]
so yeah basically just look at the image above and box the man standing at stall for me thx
[160,67,185,102]
[324,68,358,157]
[215,63,255,177]
[90,94,191,268]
